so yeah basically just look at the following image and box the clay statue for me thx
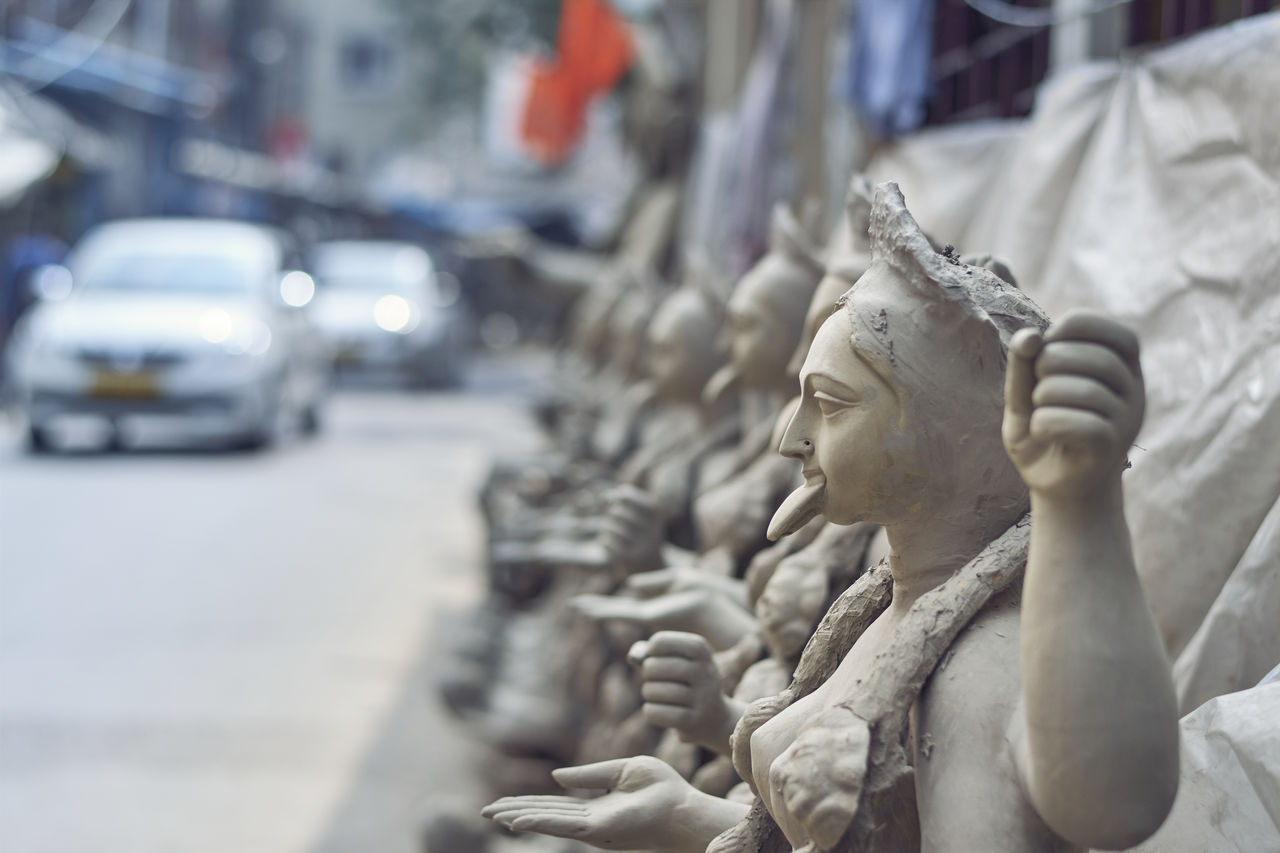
[572,181,880,666]
[483,183,1181,852]
[589,201,826,580]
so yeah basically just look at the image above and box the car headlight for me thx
[374,295,419,334]
[200,310,272,357]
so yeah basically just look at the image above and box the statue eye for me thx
[815,390,856,416]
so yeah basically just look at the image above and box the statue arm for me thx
[483,756,749,852]
[1003,311,1179,849]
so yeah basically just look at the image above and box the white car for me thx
[6,218,329,452]
[309,241,465,386]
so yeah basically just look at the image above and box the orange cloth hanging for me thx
[520,0,634,166]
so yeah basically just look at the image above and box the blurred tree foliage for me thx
[383,0,562,127]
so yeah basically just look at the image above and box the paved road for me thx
[0,360,542,853]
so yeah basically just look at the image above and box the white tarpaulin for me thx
[867,14,1280,710]
[1127,682,1280,853]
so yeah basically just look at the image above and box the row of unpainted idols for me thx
[458,180,1276,853]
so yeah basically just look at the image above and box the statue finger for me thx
[604,502,647,530]
[508,814,594,840]
[570,594,639,623]
[611,483,657,510]
[641,680,694,705]
[642,701,692,730]
[625,568,676,597]
[647,630,714,661]
[552,758,632,790]
[642,655,700,683]
[1004,328,1043,438]
[598,516,637,540]
[1031,375,1127,422]
[486,796,591,811]
[492,805,590,826]
[627,639,650,669]
[482,796,587,819]
[1044,309,1141,371]
[1028,406,1117,449]
[1034,340,1136,397]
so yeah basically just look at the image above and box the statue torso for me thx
[751,584,1067,852]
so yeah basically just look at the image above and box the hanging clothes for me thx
[846,0,936,137]
[521,0,635,166]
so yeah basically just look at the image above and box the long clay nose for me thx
[777,405,814,460]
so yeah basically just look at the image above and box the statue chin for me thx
[767,479,826,541]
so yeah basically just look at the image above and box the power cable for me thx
[961,0,1133,28]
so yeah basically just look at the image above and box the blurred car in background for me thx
[6,219,329,452]
[309,241,465,387]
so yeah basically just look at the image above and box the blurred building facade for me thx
[271,0,422,177]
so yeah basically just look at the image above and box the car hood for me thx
[312,290,382,328]
[27,295,269,352]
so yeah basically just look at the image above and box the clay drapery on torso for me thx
[719,519,1031,853]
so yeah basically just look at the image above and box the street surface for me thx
[0,358,544,853]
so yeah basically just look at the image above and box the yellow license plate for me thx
[91,369,160,399]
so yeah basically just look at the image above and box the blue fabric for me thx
[847,0,936,137]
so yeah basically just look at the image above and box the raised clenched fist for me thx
[1003,310,1144,499]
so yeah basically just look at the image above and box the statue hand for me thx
[625,565,748,606]
[572,590,756,651]
[1003,310,1144,499]
[481,756,700,851]
[600,485,665,574]
[638,631,741,754]
[625,566,700,598]
[570,592,653,627]
[570,589,705,631]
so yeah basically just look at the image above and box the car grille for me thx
[75,348,190,369]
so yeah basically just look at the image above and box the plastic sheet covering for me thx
[866,15,1280,700]
[1121,683,1280,853]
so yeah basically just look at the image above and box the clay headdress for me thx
[769,200,826,282]
[836,182,1048,442]
[823,175,875,284]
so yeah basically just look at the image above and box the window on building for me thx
[338,34,397,93]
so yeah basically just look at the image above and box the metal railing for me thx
[925,0,1275,125]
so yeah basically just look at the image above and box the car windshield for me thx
[77,252,261,296]
[316,272,418,293]
[312,246,435,296]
